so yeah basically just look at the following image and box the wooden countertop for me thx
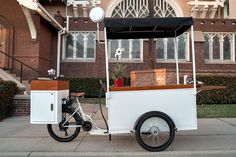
[110,84,194,91]
[109,84,226,92]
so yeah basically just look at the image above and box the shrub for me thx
[197,75,236,105]
[66,78,130,98]
[0,81,18,120]
[66,76,235,105]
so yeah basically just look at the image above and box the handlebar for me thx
[99,80,107,92]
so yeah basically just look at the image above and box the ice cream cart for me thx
[31,17,197,152]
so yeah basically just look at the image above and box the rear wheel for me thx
[47,107,81,142]
[135,111,175,151]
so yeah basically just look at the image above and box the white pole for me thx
[96,23,105,44]
[104,27,110,98]
[57,31,62,77]
[175,34,180,84]
[66,16,70,32]
[191,26,197,92]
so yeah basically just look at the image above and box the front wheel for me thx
[135,111,175,151]
[47,107,82,142]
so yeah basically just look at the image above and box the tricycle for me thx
[31,17,197,151]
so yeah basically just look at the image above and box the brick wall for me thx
[0,0,58,80]
[2,1,236,79]
[60,18,236,78]
[12,95,30,116]
[131,68,177,87]
[38,17,58,76]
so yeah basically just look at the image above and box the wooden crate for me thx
[31,80,69,90]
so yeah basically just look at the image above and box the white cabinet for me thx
[30,80,69,124]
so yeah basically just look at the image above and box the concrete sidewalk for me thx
[0,104,236,157]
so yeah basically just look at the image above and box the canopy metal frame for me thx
[103,17,197,97]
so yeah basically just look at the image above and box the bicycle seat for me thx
[71,92,85,98]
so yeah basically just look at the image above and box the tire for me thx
[135,111,175,151]
[47,107,82,142]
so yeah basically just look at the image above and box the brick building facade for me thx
[0,0,236,80]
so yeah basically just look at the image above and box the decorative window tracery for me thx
[153,0,176,17]
[156,33,190,61]
[111,0,177,18]
[108,39,143,62]
[110,0,183,62]
[63,32,96,61]
[111,0,149,18]
[203,32,235,63]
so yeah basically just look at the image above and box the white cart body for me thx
[108,87,197,134]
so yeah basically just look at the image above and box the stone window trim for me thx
[203,32,235,63]
[62,31,96,62]
[157,59,191,63]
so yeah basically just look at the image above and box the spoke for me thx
[148,121,154,127]
[152,135,156,145]
[158,135,165,144]
[156,135,162,145]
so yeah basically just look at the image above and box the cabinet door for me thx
[31,92,55,123]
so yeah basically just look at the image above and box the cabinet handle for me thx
[50,103,53,111]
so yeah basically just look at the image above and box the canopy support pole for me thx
[174,32,180,84]
[57,30,64,77]
[191,26,197,93]
[104,27,110,98]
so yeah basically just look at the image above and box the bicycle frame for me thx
[61,96,102,130]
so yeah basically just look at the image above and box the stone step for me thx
[0,68,28,95]
[10,73,17,78]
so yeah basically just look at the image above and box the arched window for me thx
[224,35,231,60]
[111,0,149,18]
[108,0,188,62]
[213,35,220,60]
[109,0,179,18]
[153,0,176,17]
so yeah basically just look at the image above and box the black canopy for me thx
[104,17,193,39]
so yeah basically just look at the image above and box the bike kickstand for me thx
[109,134,111,141]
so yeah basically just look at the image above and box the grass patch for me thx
[80,98,106,104]
[80,99,236,118]
[197,104,236,118]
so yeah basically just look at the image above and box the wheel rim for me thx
[50,112,78,139]
[139,117,170,148]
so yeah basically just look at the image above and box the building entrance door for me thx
[0,24,9,68]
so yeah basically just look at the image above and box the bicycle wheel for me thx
[47,107,82,142]
[135,111,175,151]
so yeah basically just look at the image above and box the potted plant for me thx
[110,48,127,87]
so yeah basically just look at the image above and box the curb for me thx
[1,150,236,157]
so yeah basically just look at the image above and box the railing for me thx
[0,50,41,83]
